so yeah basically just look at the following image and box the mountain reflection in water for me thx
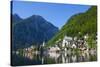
[12,50,97,66]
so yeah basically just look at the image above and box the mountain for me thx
[12,15,58,50]
[47,6,97,47]
[12,14,23,24]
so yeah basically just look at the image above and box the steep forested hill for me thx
[47,6,97,47]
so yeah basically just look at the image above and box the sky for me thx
[12,1,91,29]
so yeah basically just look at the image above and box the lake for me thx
[11,50,97,66]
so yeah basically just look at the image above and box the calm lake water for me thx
[11,50,97,66]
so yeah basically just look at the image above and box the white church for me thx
[62,35,72,48]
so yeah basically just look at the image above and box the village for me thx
[46,34,96,53]
[15,33,97,56]
[13,33,97,64]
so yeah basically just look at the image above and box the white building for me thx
[48,45,60,52]
[62,35,72,48]
[71,43,77,49]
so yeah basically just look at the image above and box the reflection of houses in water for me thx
[61,51,71,63]
[48,52,60,60]
[77,51,90,62]
[41,52,61,64]
[61,50,77,63]
[61,50,91,63]
[71,54,77,62]
[16,47,96,64]
[23,52,34,60]
[14,33,97,65]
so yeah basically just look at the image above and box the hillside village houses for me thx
[19,33,90,53]
[47,34,89,52]
[62,36,72,49]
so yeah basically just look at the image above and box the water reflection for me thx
[12,50,97,66]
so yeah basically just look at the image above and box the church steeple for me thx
[42,41,45,47]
